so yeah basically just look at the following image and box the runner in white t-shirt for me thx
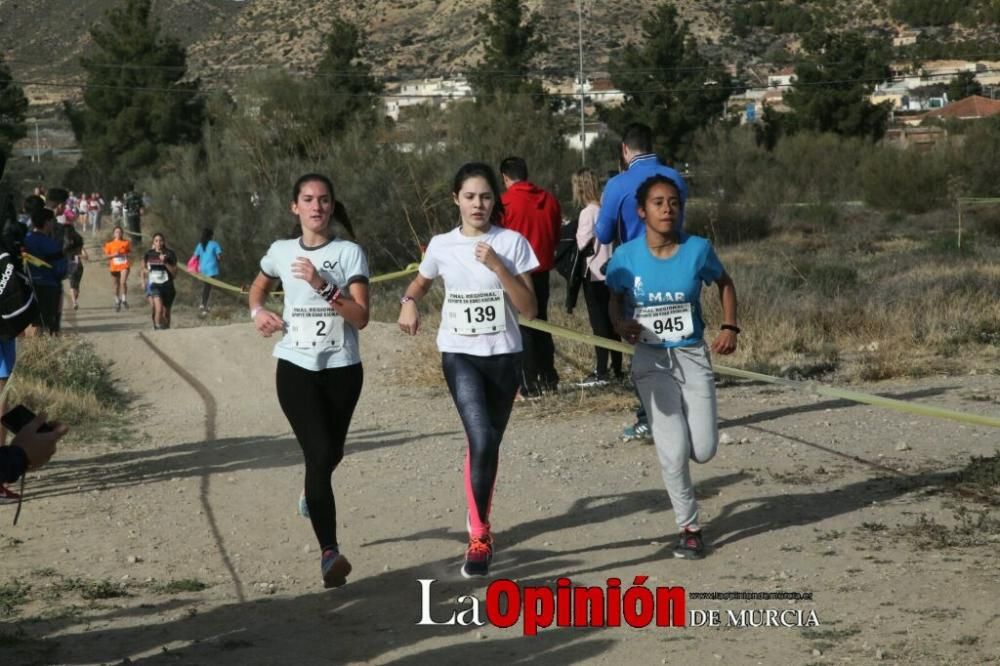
[248,173,370,589]
[398,162,539,578]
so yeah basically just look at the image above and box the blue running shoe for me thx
[321,549,352,588]
[298,491,309,518]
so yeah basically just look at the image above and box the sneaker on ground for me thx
[114,300,121,312]
[621,421,652,442]
[298,491,309,518]
[0,483,20,504]
[575,371,610,388]
[321,549,352,588]
[461,535,494,578]
[673,528,705,560]
[122,300,129,310]
[517,385,542,401]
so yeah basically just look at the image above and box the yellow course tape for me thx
[168,250,996,430]
[519,318,1000,429]
[21,253,52,269]
[175,262,421,296]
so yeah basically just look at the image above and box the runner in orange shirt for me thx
[103,225,132,311]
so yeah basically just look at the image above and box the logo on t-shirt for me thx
[633,276,645,299]
[322,260,339,271]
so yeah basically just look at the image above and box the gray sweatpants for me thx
[632,341,718,530]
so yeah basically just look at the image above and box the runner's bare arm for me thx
[609,290,642,344]
[398,274,433,336]
[329,282,369,330]
[249,273,284,337]
[710,272,738,355]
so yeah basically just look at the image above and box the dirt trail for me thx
[2,259,999,665]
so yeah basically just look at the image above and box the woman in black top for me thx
[142,233,178,330]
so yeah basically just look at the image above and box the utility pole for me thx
[577,0,586,165]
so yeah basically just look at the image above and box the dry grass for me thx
[7,336,125,439]
[379,208,1000,405]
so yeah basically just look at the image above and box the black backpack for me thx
[0,244,38,339]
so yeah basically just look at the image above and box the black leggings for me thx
[276,359,363,551]
[441,352,519,536]
[582,279,622,375]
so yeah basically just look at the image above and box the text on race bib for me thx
[442,289,506,336]
[636,303,694,343]
[287,305,345,351]
[112,256,128,266]
[148,270,169,284]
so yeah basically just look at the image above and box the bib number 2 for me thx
[288,305,344,351]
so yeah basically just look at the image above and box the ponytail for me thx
[333,200,355,239]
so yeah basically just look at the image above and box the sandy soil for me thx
[1,265,999,666]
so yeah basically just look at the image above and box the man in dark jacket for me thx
[24,209,68,334]
[500,156,562,397]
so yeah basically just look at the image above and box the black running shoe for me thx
[673,528,705,559]
[321,549,352,588]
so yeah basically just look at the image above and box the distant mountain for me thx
[1,0,996,104]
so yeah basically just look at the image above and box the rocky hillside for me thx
[1,0,996,102]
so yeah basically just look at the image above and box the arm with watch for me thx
[249,273,285,338]
[290,256,370,330]
[710,271,739,355]
[397,274,433,336]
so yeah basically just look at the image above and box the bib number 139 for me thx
[444,289,506,335]
[464,305,497,324]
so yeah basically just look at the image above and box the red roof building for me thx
[922,95,1000,122]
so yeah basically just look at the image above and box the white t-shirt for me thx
[419,225,539,356]
[260,236,369,371]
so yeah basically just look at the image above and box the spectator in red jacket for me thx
[499,156,562,397]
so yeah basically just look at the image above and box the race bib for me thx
[442,289,506,335]
[148,270,169,285]
[112,256,128,267]
[287,305,344,351]
[636,303,694,343]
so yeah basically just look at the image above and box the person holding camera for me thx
[0,413,68,488]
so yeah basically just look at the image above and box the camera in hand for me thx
[1,405,53,434]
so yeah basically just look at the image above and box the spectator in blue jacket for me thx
[24,208,68,335]
[595,123,689,246]
[595,122,690,442]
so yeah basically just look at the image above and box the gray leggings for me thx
[632,342,718,530]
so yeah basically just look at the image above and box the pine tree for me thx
[946,71,983,102]
[605,2,731,162]
[254,18,382,158]
[469,0,546,101]
[311,18,383,134]
[0,55,29,180]
[70,0,203,189]
[784,31,892,141]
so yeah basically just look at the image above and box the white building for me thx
[565,122,607,152]
[767,67,797,89]
[383,77,474,121]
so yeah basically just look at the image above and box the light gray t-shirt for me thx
[260,236,369,370]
